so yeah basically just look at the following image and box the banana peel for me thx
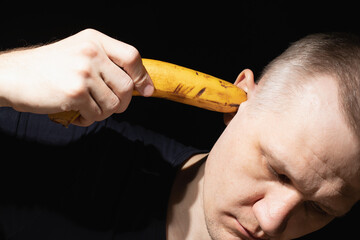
[48,59,247,127]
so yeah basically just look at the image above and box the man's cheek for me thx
[205,155,260,207]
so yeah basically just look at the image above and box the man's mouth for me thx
[235,218,268,240]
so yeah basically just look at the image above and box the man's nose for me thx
[252,187,302,236]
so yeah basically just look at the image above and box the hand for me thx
[0,28,154,126]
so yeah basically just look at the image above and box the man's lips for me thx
[235,218,268,240]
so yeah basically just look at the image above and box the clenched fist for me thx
[0,29,154,126]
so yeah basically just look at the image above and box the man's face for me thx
[203,75,360,240]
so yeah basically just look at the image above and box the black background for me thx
[1,1,359,239]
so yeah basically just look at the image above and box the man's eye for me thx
[267,163,290,183]
[266,162,290,183]
[277,173,290,183]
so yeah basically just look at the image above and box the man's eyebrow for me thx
[260,145,288,173]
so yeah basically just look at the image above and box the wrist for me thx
[0,50,22,109]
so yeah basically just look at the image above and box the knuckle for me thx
[124,45,141,65]
[108,95,121,112]
[78,40,100,59]
[114,76,134,95]
[75,56,94,79]
[117,102,130,113]
[133,72,148,87]
[94,105,103,118]
[89,104,103,122]
[59,102,73,112]
[77,65,92,79]
[78,28,99,38]
[122,77,135,92]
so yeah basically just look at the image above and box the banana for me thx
[48,58,247,127]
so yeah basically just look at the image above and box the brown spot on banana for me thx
[195,87,206,98]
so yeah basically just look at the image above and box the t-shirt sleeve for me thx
[0,107,206,168]
[105,117,207,168]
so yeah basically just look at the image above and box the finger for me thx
[71,115,95,127]
[95,31,154,96]
[70,92,100,127]
[100,59,134,113]
[121,54,153,97]
[88,74,122,120]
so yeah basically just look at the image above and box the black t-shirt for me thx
[0,108,205,240]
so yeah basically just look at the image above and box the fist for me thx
[0,29,154,126]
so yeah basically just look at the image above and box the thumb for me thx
[129,60,155,97]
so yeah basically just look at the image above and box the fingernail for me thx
[143,84,154,97]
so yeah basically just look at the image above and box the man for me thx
[0,30,358,239]
[167,33,360,239]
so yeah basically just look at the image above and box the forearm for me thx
[0,48,22,108]
[0,46,39,110]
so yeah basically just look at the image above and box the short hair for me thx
[252,33,360,140]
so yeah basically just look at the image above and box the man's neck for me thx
[166,153,211,240]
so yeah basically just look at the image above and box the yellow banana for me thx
[48,58,247,127]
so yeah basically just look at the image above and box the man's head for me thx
[251,33,360,139]
[203,33,360,239]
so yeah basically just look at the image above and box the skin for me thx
[0,29,154,126]
[167,70,360,240]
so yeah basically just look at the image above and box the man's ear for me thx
[224,69,256,125]
[234,69,256,98]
